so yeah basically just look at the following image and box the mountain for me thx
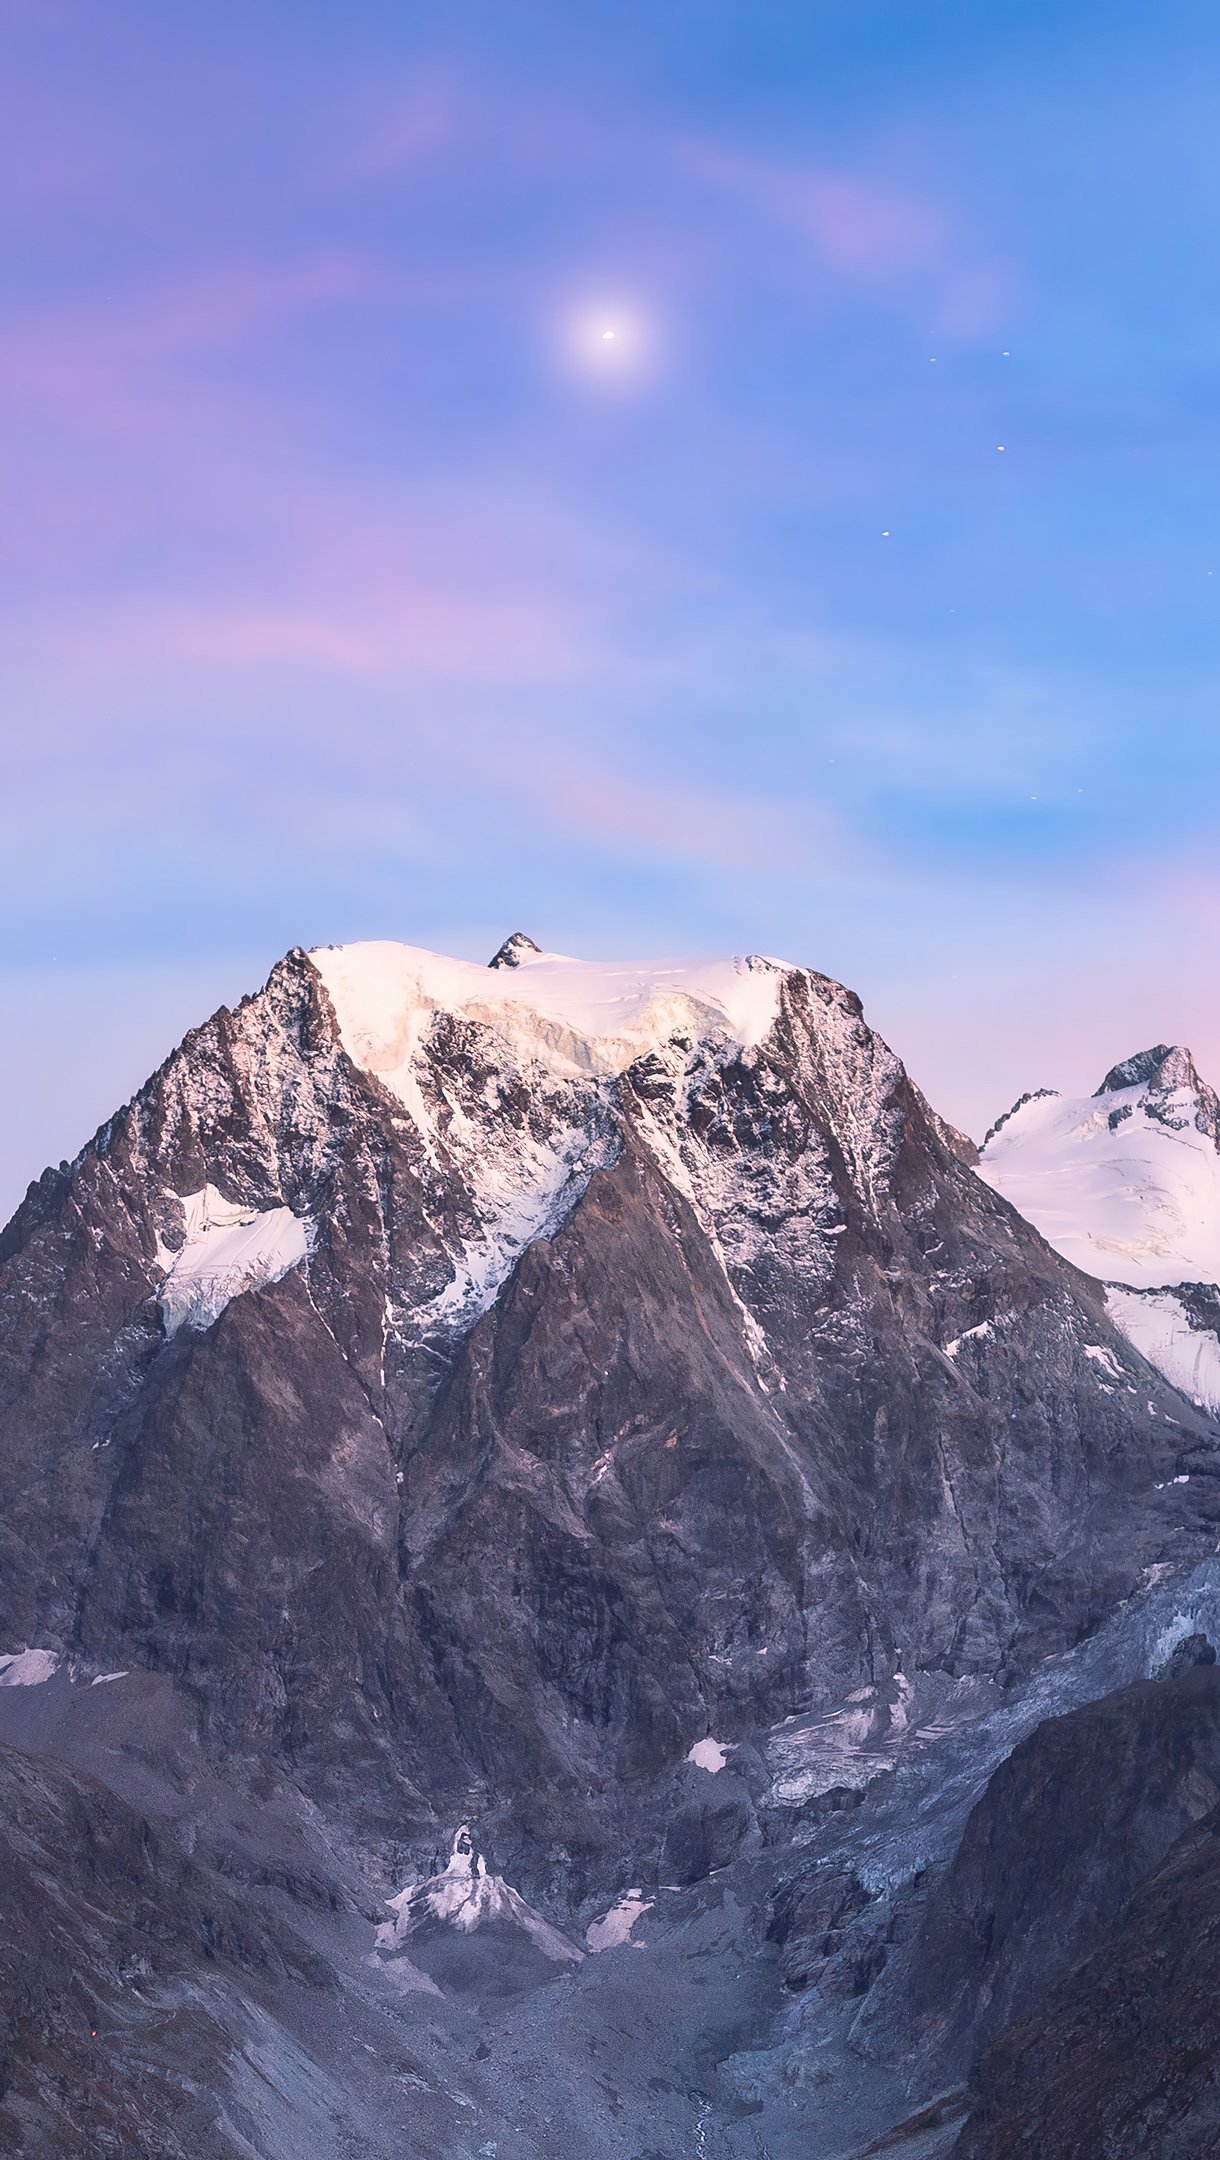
[3,938,1220,2158]
[980,1044,1220,1410]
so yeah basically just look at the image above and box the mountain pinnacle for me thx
[488,931,542,969]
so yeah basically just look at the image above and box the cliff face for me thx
[880,1660,1220,2088]
[954,1663,1220,2160]
[3,938,1220,2158]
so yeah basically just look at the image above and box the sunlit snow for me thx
[586,1889,654,1950]
[979,1071,1220,1289]
[0,1648,60,1686]
[312,941,788,1092]
[157,1184,312,1334]
[687,1736,730,1772]
[978,1052,1220,1405]
[1106,1287,1220,1413]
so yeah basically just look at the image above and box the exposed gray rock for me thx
[872,1663,1220,2091]
[958,1802,1220,2158]
[1094,1044,1220,1144]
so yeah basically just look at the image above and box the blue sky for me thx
[3,0,1219,1212]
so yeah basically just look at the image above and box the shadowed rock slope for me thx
[954,1659,1220,2160]
[877,1658,1220,2092]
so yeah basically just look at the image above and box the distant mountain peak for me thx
[979,1043,1220,1404]
[488,930,542,969]
[1089,1044,1220,1151]
[1095,1044,1190,1095]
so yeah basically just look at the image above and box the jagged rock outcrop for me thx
[1096,1045,1220,1132]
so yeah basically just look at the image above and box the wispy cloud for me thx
[344,74,459,179]
[102,583,591,681]
[680,138,1010,328]
[0,255,372,411]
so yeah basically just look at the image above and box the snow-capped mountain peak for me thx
[488,929,542,969]
[980,1045,1220,1411]
[979,1047,1220,1290]
[307,939,795,1330]
[310,939,792,1091]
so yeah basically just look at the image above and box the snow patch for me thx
[0,1648,60,1686]
[945,1321,992,1359]
[1106,1287,1220,1413]
[419,1140,606,1329]
[1083,1343,1125,1381]
[687,1737,730,1773]
[157,1184,312,1334]
[586,1889,654,1951]
[90,1670,129,1686]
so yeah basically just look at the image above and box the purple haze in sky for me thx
[2,0,1219,1212]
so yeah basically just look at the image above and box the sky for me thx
[3,0,1220,1214]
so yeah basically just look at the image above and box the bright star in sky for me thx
[557,298,664,388]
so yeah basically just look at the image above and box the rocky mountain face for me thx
[890,1654,1220,2087]
[0,1717,337,2160]
[954,1651,1220,2160]
[3,938,1220,2158]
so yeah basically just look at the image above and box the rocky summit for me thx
[4,937,1220,2158]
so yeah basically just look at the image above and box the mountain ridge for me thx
[3,935,1220,2157]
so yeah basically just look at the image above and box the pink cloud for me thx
[687,143,942,273]
[681,139,1009,329]
[345,75,458,179]
[116,581,590,682]
[514,759,852,881]
[0,255,371,408]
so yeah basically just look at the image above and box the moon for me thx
[554,299,664,389]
